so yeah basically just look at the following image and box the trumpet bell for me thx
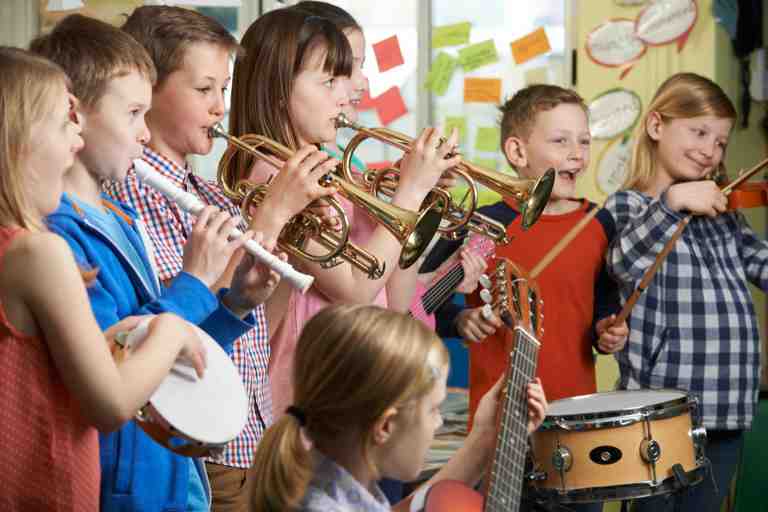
[401,207,442,268]
[520,168,556,229]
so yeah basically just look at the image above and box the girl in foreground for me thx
[0,47,203,510]
[250,305,547,511]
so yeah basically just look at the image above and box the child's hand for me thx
[596,314,628,353]
[182,206,246,287]
[456,306,502,343]
[526,377,548,433]
[224,232,284,315]
[150,313,207,379]
[260,146,340,227]
[456,249,488,294]
[473,374,505,434]
[396,127,461,203]
[666,181,727,217]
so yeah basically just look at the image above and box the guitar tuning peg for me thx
[479,274,492,290]
[481,304,494,321]
[479,288,493,304]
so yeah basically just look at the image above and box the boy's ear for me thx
[646,111,664,142]
[503,136,527,169]
[372,406,399,446]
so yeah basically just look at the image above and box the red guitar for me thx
[409,236,495,330]
[408,258,544,512]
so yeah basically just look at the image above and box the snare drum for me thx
[117,319,249,458]
[530,389,707,503]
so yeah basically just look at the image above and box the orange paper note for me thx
[375,86,408,126]
[463,77,502,103]
[373,35,405,72]
[510,27,551,65]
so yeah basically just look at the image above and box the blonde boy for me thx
[105,6,336,511]
[423,84,628,421]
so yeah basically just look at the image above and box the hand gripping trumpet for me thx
[335,113,556,244]
[132,159,315,293]
[211,124,442,277]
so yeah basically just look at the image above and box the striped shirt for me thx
[103,147,272,468]
[603,190,765,430]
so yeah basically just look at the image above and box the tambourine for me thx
[114,318,248,457]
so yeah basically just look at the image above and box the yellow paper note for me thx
[475,127,501,152]
[432,21,471,49]
[425,52,457,96]
[510,27,551,65]
[458,39,499,72]
[463,77,502,104]
[443,116,467,143]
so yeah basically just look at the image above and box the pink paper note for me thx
[373,35,405,72]
[375,86,408,126]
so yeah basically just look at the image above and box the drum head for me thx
[128,321,249,445]
[547,390,688,418]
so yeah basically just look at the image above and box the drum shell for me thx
[530,390,704,502]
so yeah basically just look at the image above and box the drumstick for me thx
[530,205,601,279]
[613,215,691,325]
[132,159,315,293]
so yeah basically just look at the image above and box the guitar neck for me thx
[421,264,465,315]
[484,327,540,512]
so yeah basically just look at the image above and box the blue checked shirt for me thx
[104,147,273,468]
[603,190,765,430]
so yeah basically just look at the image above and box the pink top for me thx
[248,160,387,416]
[0,227,100,511]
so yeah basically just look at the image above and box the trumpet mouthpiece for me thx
[208,124,225,139]
[335,113,354,129]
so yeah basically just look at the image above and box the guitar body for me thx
[424,480,483,512]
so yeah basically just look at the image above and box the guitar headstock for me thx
[480,257,543,339]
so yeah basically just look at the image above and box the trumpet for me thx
[335,113,556,244]
[211,125,441,277]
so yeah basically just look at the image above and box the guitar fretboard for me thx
[421,264,465,314]
[484,326,540,512]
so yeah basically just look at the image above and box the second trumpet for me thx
[335,113,555,244]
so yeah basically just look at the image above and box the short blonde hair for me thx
[251,305,449,511]
[30,14,156,109]
[0,47,70,231]
[624,73,737,192]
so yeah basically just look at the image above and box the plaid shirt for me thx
[104,147,273,468]
[603,190,765,430]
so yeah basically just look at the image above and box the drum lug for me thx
[690,426,708,463]
[690,426,707,447]
[552,446,573,472]
[640,439,661,463]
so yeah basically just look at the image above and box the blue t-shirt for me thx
[65,193,155,293]
[186,463,207,511]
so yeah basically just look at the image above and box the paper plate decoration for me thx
[589,88,642,140]
[585,18,646,68]
[596,137,634,195]
[636,0,697,52]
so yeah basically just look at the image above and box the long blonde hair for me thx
[251,305,449,511]
[0,47,70,231]
[624,72,737,192]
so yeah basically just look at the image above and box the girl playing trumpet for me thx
[226,7,460,416]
